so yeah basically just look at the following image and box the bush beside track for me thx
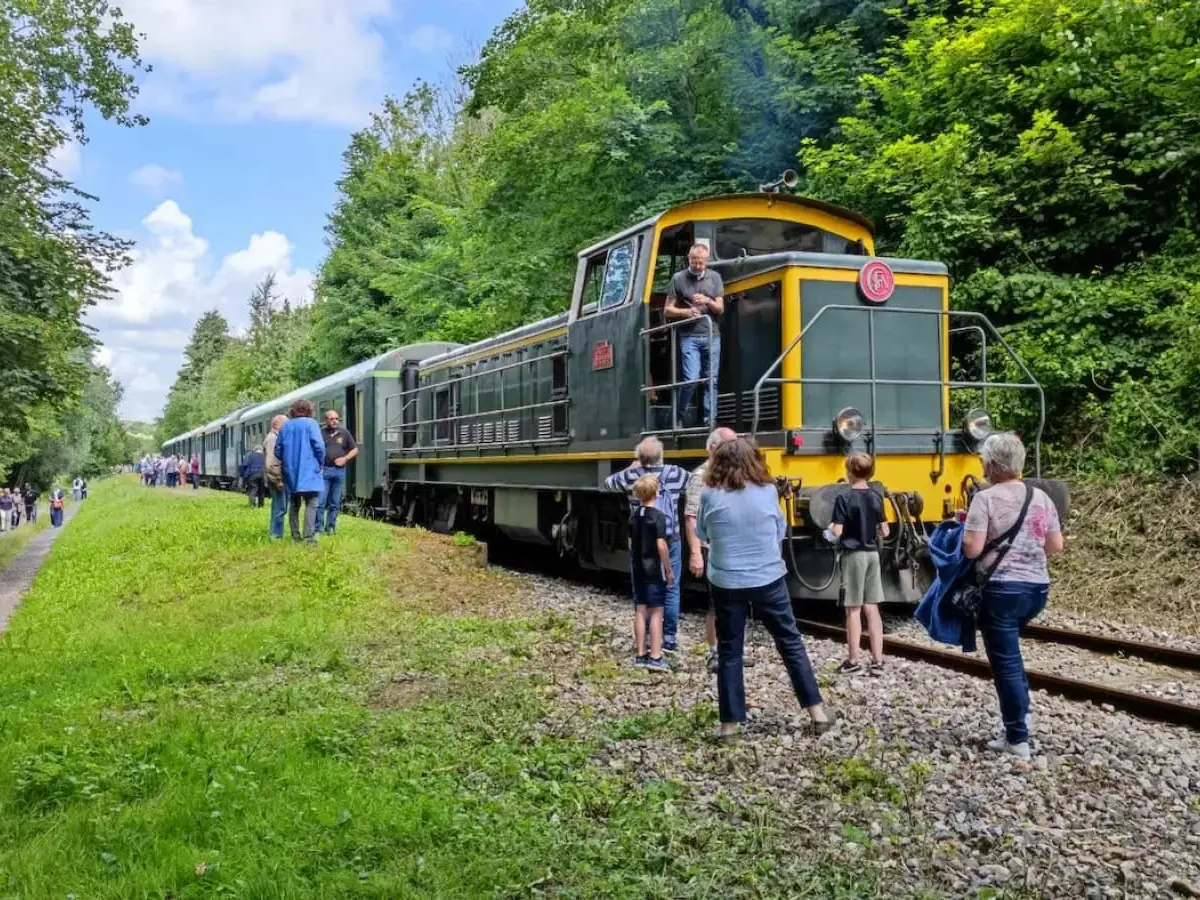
[1051,477,1200,633]
[0,476,878,898]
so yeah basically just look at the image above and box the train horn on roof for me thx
[759,169,799,194]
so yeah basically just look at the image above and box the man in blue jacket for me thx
[240,445,267,508]
[274,398,326,543]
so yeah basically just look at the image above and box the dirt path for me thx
[0,504,80,634]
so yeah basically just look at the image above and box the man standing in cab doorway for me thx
[317,408,357,535]
[664,242,724,428]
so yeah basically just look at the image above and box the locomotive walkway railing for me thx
[381,346,571,452]
[637,315,719,436]
[750,305,1047,477]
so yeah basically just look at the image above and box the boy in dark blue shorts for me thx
[630,474,674,672]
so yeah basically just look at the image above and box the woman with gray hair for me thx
[963,432,1064,762]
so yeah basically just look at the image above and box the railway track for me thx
[483,538,1200,731]
[798,618,1200,730]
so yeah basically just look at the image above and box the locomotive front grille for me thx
[483,422,494,442]
[537,415,553,440]
[507,419,520,441]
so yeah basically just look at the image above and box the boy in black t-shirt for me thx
[830,453,890,676]
[629,474,674,672]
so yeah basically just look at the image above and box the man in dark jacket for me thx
[240,445,267,508]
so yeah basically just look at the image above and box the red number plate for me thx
[592,340,613,370]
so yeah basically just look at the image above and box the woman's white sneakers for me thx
[985,737,1032,762]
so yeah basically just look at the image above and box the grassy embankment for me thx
[0,477,875,898]
[0,504,52,572]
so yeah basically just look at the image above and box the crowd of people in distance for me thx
[0,482,72,533]
[137,453,200,489]
[605,429,1062,758]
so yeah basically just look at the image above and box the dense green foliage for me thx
[0,0,147,479]
[156,277,311,443]
[0,480,878,896]
[157,0,1200,475]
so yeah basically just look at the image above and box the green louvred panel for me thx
[799,282,943,430]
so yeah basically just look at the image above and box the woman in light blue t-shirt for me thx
[697,439,836,741]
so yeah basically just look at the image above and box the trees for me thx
[156,277,312,439]
[0,0,148,475]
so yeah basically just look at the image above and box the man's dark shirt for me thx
[831,488,885,551]
[322,425,357,467]
[668,268,724,337]
[630,506,669,584]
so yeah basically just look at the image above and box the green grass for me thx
[0,504,52,573]
[0,478,878,898]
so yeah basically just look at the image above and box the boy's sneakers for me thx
[837,659,863,675]
[867,659,885,677]
[706,649,719,674]
[644,656,670,673]
[986,737,1032,762]
[634,655,649,668]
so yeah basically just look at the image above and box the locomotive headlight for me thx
[834,407,865,443]
[964,408,994,443]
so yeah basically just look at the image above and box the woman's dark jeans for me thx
[979,581,1049,744]
[711,576,823,724]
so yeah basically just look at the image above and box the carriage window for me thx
[600,240,635,310]
[715,218,854,259]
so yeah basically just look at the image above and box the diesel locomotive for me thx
[162,177,1066,602]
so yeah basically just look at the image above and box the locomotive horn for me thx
[759,169,799,193]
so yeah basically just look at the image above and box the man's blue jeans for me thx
[629,537,682,648]
[316,466,346,534]
[979,581,1049,744]
[268,485,287,539]
[677,333,721,426]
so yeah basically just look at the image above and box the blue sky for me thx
[76,0,523,421]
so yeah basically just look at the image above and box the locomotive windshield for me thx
[714,218,861,259]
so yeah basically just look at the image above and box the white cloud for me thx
[120,0,393,125]
[130,163,183,194]
[48,140,81,178]
[88,199,315,420]
[405,25,454,55]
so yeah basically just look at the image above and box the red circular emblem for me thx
[859,260,895,304]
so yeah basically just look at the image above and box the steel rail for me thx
[795,618,1200,730]
[1021,623,1200,671]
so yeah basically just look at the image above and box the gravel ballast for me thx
[514,574,1200,899]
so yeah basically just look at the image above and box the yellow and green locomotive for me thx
[164,178,1064,602]
[382,177,1062,601]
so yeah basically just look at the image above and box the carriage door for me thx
[401,362,420,448]
[344,386,359,494]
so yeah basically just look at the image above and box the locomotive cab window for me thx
[714,218,862,259]
[580,238,639,316]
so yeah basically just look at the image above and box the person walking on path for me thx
[190,454,200,489]
[23,485,37,524]
[71,477,82,501]
[0,489,13,533]
[49,487,65,527]
[316,409,357,535]
[602,436,690,653]
[263,414,288,540]
[696,438,836,741]
[963,432,1063,762]
[275,399,325,543]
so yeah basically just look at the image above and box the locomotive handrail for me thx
[379,345,571,450]
[751,305,1046,476]
[638,314,718,435]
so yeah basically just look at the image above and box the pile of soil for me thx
[1051,477,1200,633]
